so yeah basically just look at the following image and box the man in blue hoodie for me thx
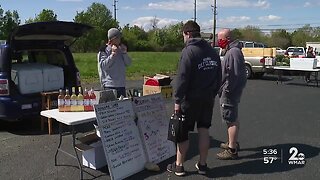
[167,20,221,176]
[216,28,247,160]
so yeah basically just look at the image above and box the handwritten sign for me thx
[133,94,176,164]
[94,100,147,180]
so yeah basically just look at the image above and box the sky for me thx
[1,0,320,33]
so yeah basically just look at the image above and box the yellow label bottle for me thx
[77,86,84,112]
[64,89,71,112]
[70,87,77,112]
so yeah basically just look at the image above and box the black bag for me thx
[167,112,188,143]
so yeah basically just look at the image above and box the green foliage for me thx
[239,25,264,42]
[268,29,291,49]
[73,3,118,52]
[275,55,290,66]
[0,6,20,39]
[73,52,180,83]
[4,3,320,52]
[25,9,57,23]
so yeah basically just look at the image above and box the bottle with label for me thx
[58,89,65,112]
[70,87,77,112]
[89,87,97,111]
[64,88,71,112]
[83,87,91,111]
[77,86,84,112]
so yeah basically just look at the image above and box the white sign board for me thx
[133,94,176,164]
[94,100,147,180]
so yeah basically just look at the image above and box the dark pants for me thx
[103,87,126,98]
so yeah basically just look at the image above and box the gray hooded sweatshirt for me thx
[219,40,247,104]
[97,44,131,88]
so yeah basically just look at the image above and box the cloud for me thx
[146,0,270,11]
[216,0,270,9]
[147,0,195,11]
[220,16,251,23]
[56,0,83,2]
[304,2,311,7]
[258,15,281,21]
[132,16,180,31]
[122,6,135,10]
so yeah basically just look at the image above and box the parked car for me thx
[276,48,286,55]
[215,46,275,79]
[239,41,268,48]
[285,47,306,57]
[0,21,92,121]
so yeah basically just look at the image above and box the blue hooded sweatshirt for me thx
[173,38,222,104]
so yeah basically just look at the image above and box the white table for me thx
[41,109,96,179]
[273,66,320,87]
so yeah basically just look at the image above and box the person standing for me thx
[216,28,247,160]
[97,28,132,98]
[166,20,221,176]
[305,46,315,82]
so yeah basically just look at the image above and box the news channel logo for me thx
[263,147,305,165]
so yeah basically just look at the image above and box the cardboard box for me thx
[290,58,317,69]
[144,74,171,86]
[143,85,172,99]
[76,133,107,170]
[82,141,107,170]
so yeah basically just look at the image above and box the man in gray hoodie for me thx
[216,28,247,160]
[97,28,132,98]
[167,20,221,176]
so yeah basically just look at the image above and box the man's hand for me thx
[120,44,128,53]
[174,103,180,113]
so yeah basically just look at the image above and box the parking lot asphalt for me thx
[0,74,319,180]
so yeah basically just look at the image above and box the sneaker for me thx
[167,162,185,176]
[195,162,208,175]
[220,142,240,151]
[217,148,238,160]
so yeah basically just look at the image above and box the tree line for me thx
[1,3,320,52]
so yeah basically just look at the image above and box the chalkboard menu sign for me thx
[132,94,176,164]
[94,100,147,180]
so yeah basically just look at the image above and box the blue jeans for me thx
[103,87,126,98]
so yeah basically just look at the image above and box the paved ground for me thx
[0,74,319,180]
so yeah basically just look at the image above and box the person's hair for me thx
[182,20,201,38]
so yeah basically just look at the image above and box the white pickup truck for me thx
[216,47,276,79]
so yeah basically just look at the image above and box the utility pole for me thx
[113,0,118,21]
[194,0,197,22]
[212,0,217,46]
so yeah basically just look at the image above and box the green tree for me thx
[74,2,118,52]
[291,25,314,47]
[122,25,150,51]
[239,26,264,42]
[0,5,20,39]
[25,9,57,23]
[231,28,243,40]
[268,29,291,49]
[162,22,184,51]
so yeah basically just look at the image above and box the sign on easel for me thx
[132,94,176,164]
[94,100,147,180]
